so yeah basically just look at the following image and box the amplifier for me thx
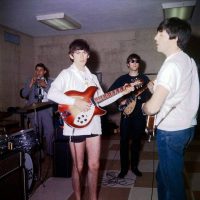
[53,140,72,178]
[0,151,27,200]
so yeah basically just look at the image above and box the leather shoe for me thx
[117,171,128,178]
[132,168,142,177]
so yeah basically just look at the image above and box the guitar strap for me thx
[71,66,94,85]
[155,106,175,128]
[71,66,102,98]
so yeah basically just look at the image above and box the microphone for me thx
[40,77,45,81]
[36,77,45,102]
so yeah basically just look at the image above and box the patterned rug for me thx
[100,170,136,188]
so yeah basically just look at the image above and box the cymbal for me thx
[19,102,53,112]
[0,112,12,120]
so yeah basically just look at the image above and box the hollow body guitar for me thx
[118,81,156,142]
[119,83,148,116]
[58,81,142,128]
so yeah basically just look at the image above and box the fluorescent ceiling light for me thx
[162,1,196,20]
[36,13,81,30]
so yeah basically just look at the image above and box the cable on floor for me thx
[100,170,136,187]
[149,137,156,200]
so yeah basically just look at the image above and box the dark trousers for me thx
[119,115,145,173]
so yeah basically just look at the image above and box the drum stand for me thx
[33,107,51,187]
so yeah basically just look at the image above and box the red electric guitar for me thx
[58,80,142,128]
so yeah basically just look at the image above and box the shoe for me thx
[132,167,142,177]
[117,171,128,178]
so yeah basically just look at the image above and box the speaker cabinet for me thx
[53,140,72,178]
[0,151,27,200]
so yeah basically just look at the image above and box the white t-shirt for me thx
[47,63,123,136]
[155,51,199,131]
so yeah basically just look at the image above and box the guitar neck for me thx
[135,85,148,97]
[94,85,127,103]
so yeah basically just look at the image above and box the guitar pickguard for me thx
[123,99,136,116]
[74,104,95,126]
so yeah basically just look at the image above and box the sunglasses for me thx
[129,59,140,64]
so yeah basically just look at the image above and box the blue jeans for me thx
[156,127,195,200]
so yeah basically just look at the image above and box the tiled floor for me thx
[30,127,200,200]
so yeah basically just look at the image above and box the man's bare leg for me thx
[86,136,101,200]
[70,141,86,200]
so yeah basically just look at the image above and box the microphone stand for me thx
[35,81,50,186]
[33,106,43,181]
[34,82,44,181]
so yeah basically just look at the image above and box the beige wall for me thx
[33,29,164,88]
[1,25,200,124]
[0,26,34,111]
[33,29,164,124]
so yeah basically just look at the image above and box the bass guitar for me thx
[58,80,142,128]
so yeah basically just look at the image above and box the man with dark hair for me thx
[47,39,135,200]
[142,17,199,200]
[109,53,152,178]
[21,63,54,156]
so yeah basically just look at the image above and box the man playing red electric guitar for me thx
[47,39,139,200]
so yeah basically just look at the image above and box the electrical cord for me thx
[149,136,156,200]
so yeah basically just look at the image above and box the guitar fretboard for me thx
[94,86,126,103]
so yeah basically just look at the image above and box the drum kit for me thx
[0,128,39,192]
[0,102,54,193]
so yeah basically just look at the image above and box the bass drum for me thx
[24,153,34,192]
[9,128,39,152]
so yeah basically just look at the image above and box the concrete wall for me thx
[33,29,164,124]
[1,25,200,124]
[33,29,164,88]
[0,26,34,111]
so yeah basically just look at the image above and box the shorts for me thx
[67,134,99,143]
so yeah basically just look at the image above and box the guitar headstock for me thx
[123,79,143,94]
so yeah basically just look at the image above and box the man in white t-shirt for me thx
[142,17,199,200]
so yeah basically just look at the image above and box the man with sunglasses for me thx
[109,53,152,178]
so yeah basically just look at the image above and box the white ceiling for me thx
[0,0,199,37]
